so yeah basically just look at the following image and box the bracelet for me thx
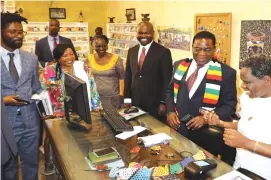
[253,141,259,153]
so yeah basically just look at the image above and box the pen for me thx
[174,106,179,116]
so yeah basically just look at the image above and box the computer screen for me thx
[64,72,91,124]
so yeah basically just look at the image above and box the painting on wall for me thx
[239,20,271,66]
[157,26,192,51]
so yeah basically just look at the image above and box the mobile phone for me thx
[93,147,116,157]
[15,98,30,104]
[181,114,194,124]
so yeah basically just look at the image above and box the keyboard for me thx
[102,108,134,132]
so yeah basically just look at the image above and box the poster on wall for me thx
[239,20,271,66]
[157,26,192,51]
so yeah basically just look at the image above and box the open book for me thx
[31,90,53,116]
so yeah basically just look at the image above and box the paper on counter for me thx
[138,133,172,147]
[214,170,252,180]
[115,126,147,140]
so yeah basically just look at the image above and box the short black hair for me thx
[93,35,109,44]
[1,12,28,30]
[240,54,271,79]
[192,31,216,47]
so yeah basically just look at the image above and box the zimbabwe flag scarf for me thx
[173,58,222,110]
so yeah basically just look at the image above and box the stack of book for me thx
[88,151,120,165]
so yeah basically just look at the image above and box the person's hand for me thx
[223,128,249,148]
[158,104,166,116]
[186,116,206,130]
[167,112,180,130]
[206,111,221,126]
[3,95,25,106]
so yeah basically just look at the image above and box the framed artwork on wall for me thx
[49,8,66,19]
[126,8,136,21]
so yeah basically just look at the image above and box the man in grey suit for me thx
[35,19,78,67]
[1,98,18,180]
[1,12,42,180]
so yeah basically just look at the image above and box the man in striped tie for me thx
[166,31,237,164]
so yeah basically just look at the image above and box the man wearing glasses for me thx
[166,31,237,163]
[1,12,42,180]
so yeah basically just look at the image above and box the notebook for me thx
[88,151,120,165]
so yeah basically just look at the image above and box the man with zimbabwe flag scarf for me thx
[166,31,237,163]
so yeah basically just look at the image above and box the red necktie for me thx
[53,37,57,48]
[187,64,203,92]
[138,47,146,71]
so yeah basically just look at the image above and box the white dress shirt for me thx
[0,46,22,76]
[233,93,271,179]
[137,41,153,63]
[47,35,60,55]
[185,59,211,98]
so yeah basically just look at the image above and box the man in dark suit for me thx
[1,12,42,180]
[35,19,78,67]
[166,31,237,161]
[1,98,18,180]
[124,22,173,120]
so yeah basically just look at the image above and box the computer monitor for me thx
[64,72,91,125]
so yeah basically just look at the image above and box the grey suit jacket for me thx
[1,49,42,132]
[35,35,78,67]
[1,98,18,166]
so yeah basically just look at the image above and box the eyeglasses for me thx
[2,30,27,36]
[193,46,214,53]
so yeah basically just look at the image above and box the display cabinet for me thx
[1,0,15,13]
[22,22,90,61]
[106,23,138,61]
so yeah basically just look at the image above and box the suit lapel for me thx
[1,58,16,86]
[141,42,156,71]
[132,45,140,74]
[17,50,32,87]
[44,37,53,57]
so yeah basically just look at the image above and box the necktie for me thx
[53,37,57,48]
[138,47,146,71]
[8,53,19,84]
[187,64,203,92]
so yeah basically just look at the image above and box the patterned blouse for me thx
[40,63,102,117]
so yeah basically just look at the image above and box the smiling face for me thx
[93,38,107,57]
[136,23,154,46]
[240,67,269,98]
[59,48,75,68]
[1,22,25,51]
[192,38,215,66]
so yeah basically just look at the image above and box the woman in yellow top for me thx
[88,35,124,108]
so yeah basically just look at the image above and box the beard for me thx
[2,36,23,50]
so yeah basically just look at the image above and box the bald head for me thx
[49,19,60,37]
[136,22,154,46]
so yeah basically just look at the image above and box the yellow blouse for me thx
[88,54,119,71]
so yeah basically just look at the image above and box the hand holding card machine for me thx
[184,159,217,177]
[93,147,116,157]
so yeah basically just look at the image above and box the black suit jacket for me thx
[35,35,78,67]
[1,98,18,166]
[166,59,237,136]
[124,42,173,116]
